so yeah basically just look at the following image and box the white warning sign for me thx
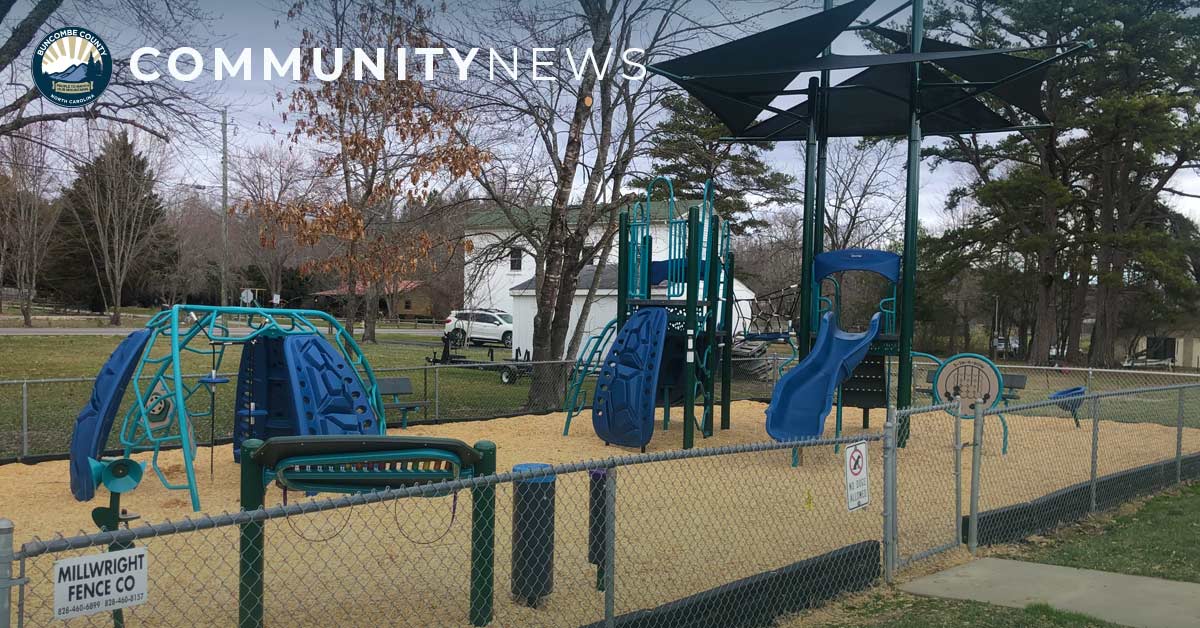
[845,440,870,512]
[53,547,148,620]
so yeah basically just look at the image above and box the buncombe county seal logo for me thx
[31,27,112,108]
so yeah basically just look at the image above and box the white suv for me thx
[444,310,514,347]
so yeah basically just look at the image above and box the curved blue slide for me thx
[766,312,881,441]
[69,329,152,501]
[592,308,668,448]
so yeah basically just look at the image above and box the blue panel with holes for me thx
[591,307,668,448]
[283,335,379,436]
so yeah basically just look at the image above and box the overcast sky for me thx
[140,0,1200,229]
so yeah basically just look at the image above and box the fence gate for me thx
[893,402,963,571]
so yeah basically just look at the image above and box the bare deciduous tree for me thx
[63,130,168,325]
[268,0,484,343]
[442,0,811,408]
[232,144,313,300]
[820,139,904,251]
[0,0,217,142]
[0,126,62,326]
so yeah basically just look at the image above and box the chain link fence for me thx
[0,357,787,462]
[4,355,1191,462]
[6,434,886,627]
[890,401,964,572]
[961,384,1200,549]
[4,383,1200,626]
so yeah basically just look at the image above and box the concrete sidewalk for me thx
[901,558,1200,628]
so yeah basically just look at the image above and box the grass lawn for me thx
[808,594,1120,627]
[1003,482,1200,583]
[0,333,549,458]
[0,334,495,379]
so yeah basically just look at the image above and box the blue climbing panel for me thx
[69,329,152,501]
[233,334,379,461]
[592,308,668,448]
[232,337,298,461]
[284,335,380,436]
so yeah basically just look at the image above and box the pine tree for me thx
[58,131,168,324]
[632,92,797,234]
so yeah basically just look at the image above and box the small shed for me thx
[509,265,757,360]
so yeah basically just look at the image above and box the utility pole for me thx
[221,108,229,307]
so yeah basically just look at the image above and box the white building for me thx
[509,265,757,360]
[463,201,756,359]
[462,202,679,314]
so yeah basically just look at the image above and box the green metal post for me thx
[814,0,830,330]
[469,440,497,626]
[796,77,820,359]
[683,206,700,450]
[617,212,629,329]
[720,252,735,430]
[90,491,128,628]
[642,234,652,300]
[238,439,265,628]
[896,0,925,446]
[703,217,721,437]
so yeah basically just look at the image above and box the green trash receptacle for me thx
[512,462,555,607]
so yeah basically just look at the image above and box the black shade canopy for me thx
[740,64,1016,139]
[648,0,876,134]
[873,27,1050,122]
[661,46,1035,81]
[647,0,1059,139]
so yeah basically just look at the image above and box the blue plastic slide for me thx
[69,329,152,501]
[765,312,881,441]
[592,308,668,448]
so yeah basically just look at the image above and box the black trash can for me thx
[511,462,556,607]
[588,468,607,567]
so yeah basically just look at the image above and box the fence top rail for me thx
[16,431,880,559]
[895,400,959,418]
[4,357,1196,386]
[983,381,1200,416]
[992,364,1200,378]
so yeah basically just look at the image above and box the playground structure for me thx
[67,305,492,513]
[647,0,1088,446]
[563,178,735,451]
[765,249,900,443]
[560,0,1090,455]
[729,284,801,380]
[32,3,1111,625]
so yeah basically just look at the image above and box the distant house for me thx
[508,264,757,360]
[463,201,686,315]
[312,279,440,319]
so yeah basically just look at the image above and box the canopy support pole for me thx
[797,76,820,360]
[897,0,924,446]
[813,0,832,339]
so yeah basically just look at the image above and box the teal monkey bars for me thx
[118,305,381,511]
